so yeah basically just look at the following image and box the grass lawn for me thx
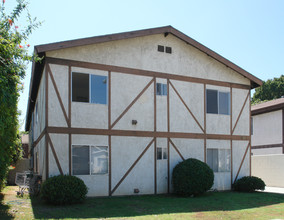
[1,186,284,219]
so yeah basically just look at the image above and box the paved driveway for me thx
[261,187,284,194]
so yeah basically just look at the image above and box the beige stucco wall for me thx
[46,33,250,86]
[33,69,46,140]
[33,136,46,180]
[252,110,283,146]
[252,155,284,187]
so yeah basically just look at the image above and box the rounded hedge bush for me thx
[233,176,265,192]
[40,175,88,205]
[172,158,214,196]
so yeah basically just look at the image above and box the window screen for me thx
[157,83,162,95]
[163,149,168,159]
[156,83,167,96]
[72,145,90,175]
[162,84,167,95]
[91,75,107,104]
[218,149,231,172]
[206,89,218,114]
[219,92,230,115]
[90,146,108,174]
[72,72,89,102]
[207,149,230,172]
[207,149,218,172]
[157,147,167,160]
[157,147,162,160]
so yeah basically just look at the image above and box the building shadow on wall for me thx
[31,191,284,219]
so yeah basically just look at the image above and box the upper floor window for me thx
[72,72,107,104]
[206,89,230,115]
[156,83,167,96]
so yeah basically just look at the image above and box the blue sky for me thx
[3,0,284,130]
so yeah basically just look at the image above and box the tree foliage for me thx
[252,75,284,105]
[0,0,40,190]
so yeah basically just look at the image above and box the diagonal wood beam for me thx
[169,139,185,161]
[169,80,204,133]
[232,91,250,134]
[233,142,250,184]
[47,64,70,127]
[111,78,154,129]
[110,138,154,195]
[47,133,64,175]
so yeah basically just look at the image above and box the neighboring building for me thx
[25,26,262,196]
[251,97,284,155]
[21,134,29,159]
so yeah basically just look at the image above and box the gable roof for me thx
[26,26,263,131]
[35,25,262,87]
[251,97,284,116]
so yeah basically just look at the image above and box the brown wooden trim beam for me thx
[251,143,284,149]
[110,138,154,195]
[46,126,250,140]
[45,57,251,90]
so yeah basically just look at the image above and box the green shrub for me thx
[172,158,214,196]
[233,176,265,192]
[40,175,88,205]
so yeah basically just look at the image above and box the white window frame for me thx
[71,72,108,105]
[206,89,230,115]
[72,144,109,175]
[157,147,168,160]
[156,83,167,96]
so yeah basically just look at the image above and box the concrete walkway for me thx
[259,187,284,194]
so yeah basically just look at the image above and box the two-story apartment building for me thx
[26,26,262,196]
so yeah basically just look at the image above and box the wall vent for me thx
[166,47,172,54]
[158,45,164,52]
[157,45,172,54]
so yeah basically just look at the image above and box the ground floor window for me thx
[72,145,108,175]
[157,147,167,160]
[207,148,230,172]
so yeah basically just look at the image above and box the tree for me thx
[252,75,284,105]
[0,0,40,190]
